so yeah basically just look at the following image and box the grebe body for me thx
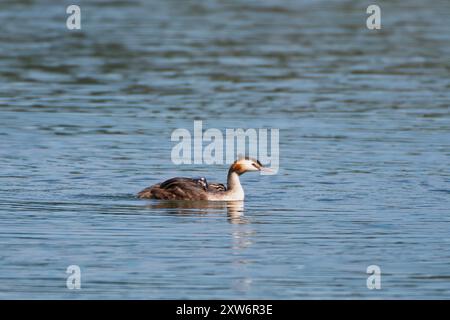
[137,158,269,201]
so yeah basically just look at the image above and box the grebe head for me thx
[230,157,271,175]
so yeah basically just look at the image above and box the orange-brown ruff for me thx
[137,158,270,201]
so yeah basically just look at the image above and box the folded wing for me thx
[137,177,209,200]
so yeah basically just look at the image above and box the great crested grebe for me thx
[137,157,271,201]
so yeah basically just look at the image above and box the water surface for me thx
[0,0,449,299]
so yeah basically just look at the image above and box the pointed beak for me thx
[259,167,274,173]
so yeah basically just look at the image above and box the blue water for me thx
[0,0,449,299]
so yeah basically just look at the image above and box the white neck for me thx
[226,170,244,198]
[207,170,245,201]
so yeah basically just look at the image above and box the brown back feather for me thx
[137,178,208,200]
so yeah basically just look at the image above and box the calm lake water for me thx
[0,0,449,299]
